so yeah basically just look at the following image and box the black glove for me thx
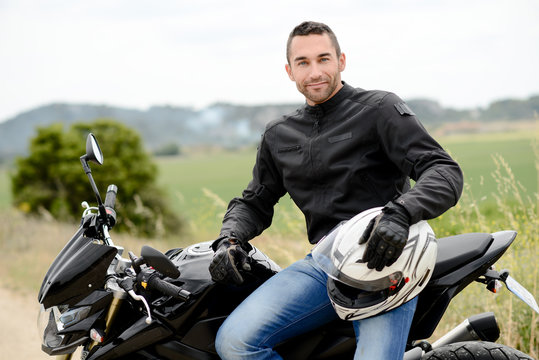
[359,202,411,271]
[209,238,251,285]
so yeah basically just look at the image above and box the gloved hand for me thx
[209,238,251,285]
[359,202,411,271]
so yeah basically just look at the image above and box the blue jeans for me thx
[215,254,417,360]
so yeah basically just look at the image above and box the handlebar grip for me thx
[147,274,190,301]
[104,184,118,210]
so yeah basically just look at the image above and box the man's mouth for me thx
[306,81,327,88]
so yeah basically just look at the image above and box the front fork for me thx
[80,279,127,359]
[55,354,73,360]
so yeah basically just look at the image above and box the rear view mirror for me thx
[85,133,103,165]
[141,246,181,279]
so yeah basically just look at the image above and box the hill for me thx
[0,95,538,161]
[0,103,298,161]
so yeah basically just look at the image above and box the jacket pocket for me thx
[278,145,302,153]
[328,132,352,144]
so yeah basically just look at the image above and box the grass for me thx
[155,149,305,241]
[426,149,539,357]
[0,166,11,208]
[441,131,538,207]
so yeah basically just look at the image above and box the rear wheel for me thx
[422,341,533,360]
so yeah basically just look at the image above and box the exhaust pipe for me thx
[432,312,500,349]
[404,313,500,359]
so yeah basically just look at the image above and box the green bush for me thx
[11,119,183,237]
[154,142,181,157]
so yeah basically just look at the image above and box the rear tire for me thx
[421,341,534,360]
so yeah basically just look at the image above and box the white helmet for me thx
[312,207,437,321]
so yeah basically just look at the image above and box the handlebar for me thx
[105,184,118,209]
[146,273,191,301]
[104,184,118,228]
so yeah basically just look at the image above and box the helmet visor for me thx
[312,222,403,292]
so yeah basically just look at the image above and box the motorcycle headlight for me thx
[59,306,91,327]
[37,304,91,350]
[38,305,64,348]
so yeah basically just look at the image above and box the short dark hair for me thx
[286,21,341,63]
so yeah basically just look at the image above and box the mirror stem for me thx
[80,156,107,220]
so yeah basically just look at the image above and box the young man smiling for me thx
[285,30,346,106]
[209,21,463,359]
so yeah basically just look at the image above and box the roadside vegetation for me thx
[10,119,183,237]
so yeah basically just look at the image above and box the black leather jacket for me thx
[220,83,463,244]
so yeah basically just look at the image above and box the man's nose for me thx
[309,63,323,79]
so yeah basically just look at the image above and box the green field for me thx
[152,131,538,234]
[1,130,537,227]
[155,149,305,238]
[441,131,538,201]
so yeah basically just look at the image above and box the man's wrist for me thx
[211,236,230,251]
[383,201,411,227]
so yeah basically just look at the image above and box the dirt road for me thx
[0,288,52,359]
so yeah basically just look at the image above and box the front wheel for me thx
[422,341,534,360]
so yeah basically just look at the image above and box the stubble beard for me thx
[299,75,340,105]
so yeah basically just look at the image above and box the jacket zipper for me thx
[313,119,320,134]
[310,118,321,180]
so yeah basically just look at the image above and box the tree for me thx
[11,119,183,237]
[154,142,181,157]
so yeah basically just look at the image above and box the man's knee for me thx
[214,328,228,357]
[215,322,247,358]
[215,324,233,356]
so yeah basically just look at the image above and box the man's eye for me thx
[298,61,308,66]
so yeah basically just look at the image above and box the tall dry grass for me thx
[0,211,193,294]
[428,150,539,356]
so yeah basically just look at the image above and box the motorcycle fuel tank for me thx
[170,241,281,282]
[38,226,117,308]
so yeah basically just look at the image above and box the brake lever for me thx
[117,277,152,324]
[127,290,152,325]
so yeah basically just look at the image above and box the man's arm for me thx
[360,92,463,271]
[219,130,287,246]
[209,131,286,284]
[377,92,464,222]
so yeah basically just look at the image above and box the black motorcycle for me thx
[38,134,538,360]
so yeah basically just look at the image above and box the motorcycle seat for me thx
[432,232,493,279]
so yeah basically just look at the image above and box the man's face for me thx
[285,33,346,106]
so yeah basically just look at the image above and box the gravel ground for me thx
[0,288,57,359]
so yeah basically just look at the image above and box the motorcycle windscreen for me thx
[38,228,117,308]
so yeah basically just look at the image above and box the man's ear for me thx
[339,53,346,72]
[285,63,295,81]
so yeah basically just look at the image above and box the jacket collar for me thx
[304,81,354,116]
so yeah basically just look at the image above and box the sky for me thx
[1,0,538,122]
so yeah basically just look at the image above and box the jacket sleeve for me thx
[219,130,286,244]
[376,93,464,224]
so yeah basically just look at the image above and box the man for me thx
[209,21,463,359]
